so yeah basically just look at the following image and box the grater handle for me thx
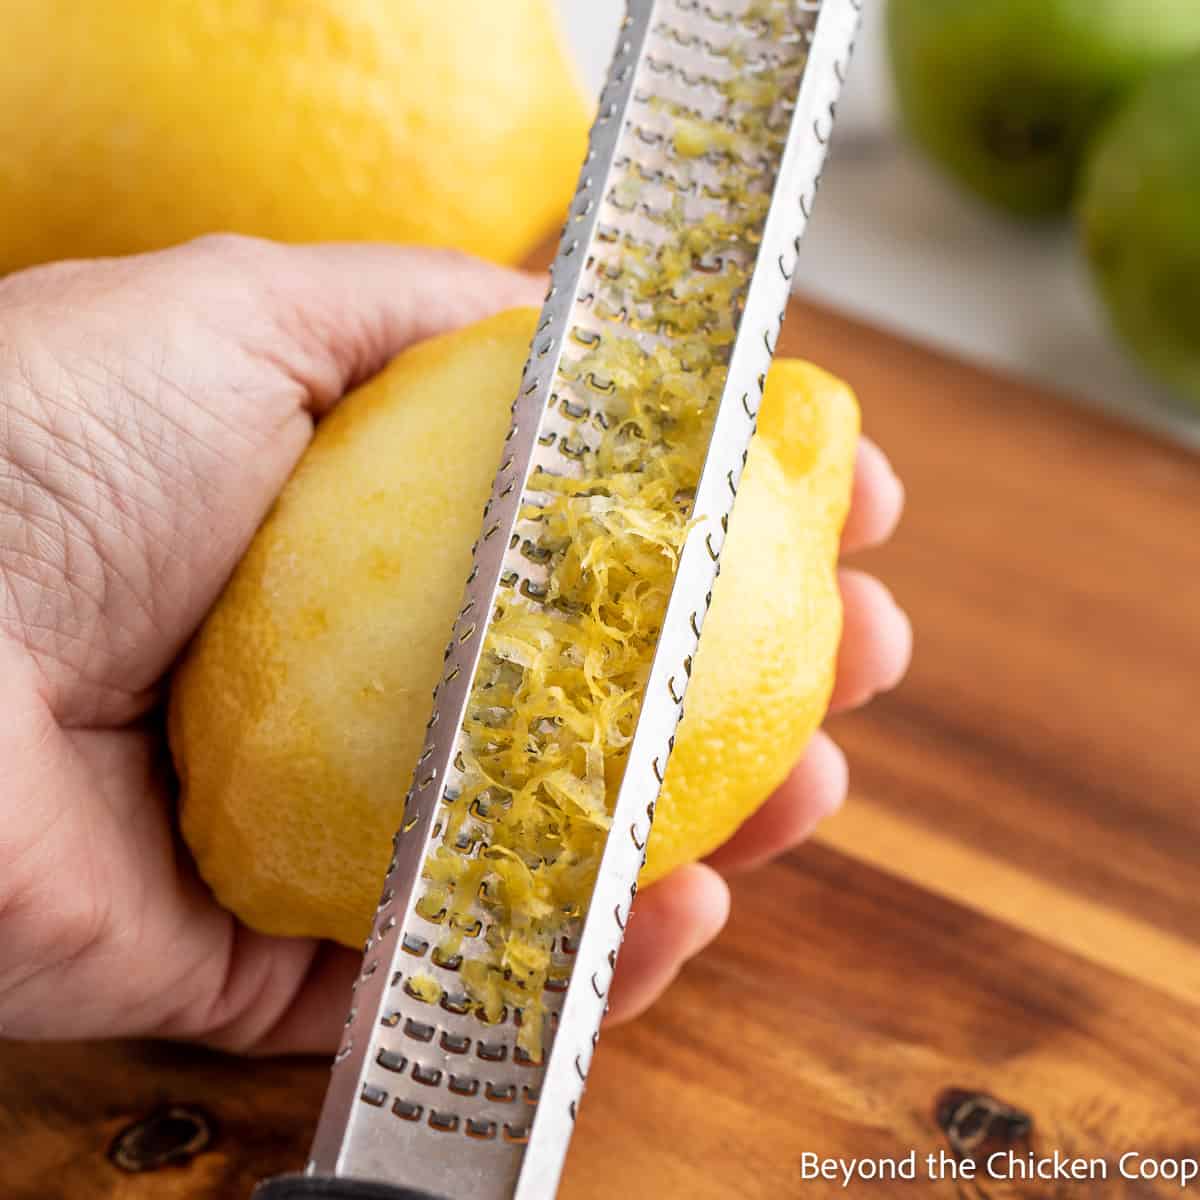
[252,1176,447,1200]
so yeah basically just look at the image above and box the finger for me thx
[829,568,912,713]
[605,864,731,1026]
[152,917,359,1056]
[841,436,905,554]
[211,937,361,1058]
[704,731,847,876]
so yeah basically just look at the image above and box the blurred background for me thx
[561,1,1200,451]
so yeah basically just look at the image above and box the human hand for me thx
[0,236,908,1053]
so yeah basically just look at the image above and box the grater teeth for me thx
[304,2,860,1198]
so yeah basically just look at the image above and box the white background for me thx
[556,1,1200,451]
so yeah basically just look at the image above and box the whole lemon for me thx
[169,310,858,948]
[1079,56,1200,410]
[0,1,589,272]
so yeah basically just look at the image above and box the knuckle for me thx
[183,231,278,266]
[52,889,111,966]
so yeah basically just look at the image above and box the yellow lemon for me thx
[169,309,858,947]
[0,1,589,272]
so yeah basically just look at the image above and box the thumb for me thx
[171,235,548,413]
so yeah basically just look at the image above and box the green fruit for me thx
[887,0,1200,219]
[1079,57,1200,411]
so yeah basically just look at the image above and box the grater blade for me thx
[294,2,860,1197]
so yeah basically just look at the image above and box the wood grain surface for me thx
[2,299,1197,1198]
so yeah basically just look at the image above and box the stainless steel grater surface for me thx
[256,3,859,1198]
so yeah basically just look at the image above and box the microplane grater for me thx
[255,2,859,1197]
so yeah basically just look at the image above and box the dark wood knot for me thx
[108,1104,215,1173]
[936,1088,1033,1163]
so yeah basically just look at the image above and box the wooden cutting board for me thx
[2,299,1198,1199]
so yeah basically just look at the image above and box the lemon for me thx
[169,309,858,947]
[0,0,589,272]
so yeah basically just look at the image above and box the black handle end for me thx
[253,1174,448,1200]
